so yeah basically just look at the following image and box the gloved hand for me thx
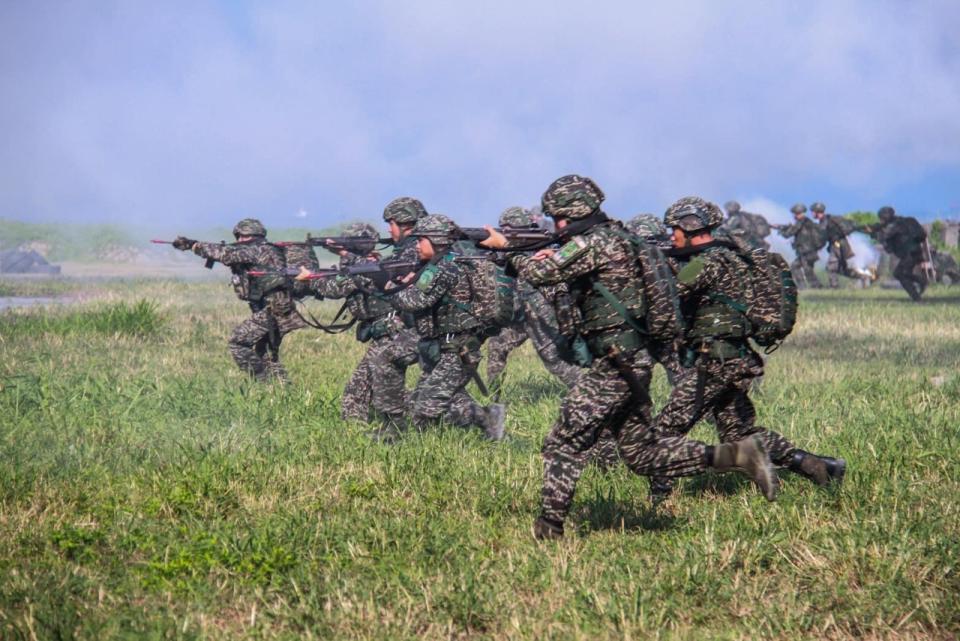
[172,236,198,251]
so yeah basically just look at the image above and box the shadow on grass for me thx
[504,375,568,403]
[680,471,753,498]
[577,497,679,535]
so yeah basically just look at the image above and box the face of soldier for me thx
[554,218,569,230]
[416,237,435,260]
[813,211,824,221]
[794,211,805,221]
[671,227,687,248]
[388,220,404,242]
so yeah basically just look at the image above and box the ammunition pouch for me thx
[417,338,442,368]
[688,304,750,341]
[586,327,642,358]
[688,338,750,362]
[582,282,645,333]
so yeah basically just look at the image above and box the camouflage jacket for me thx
[389,251,481,338]
[779,217,824,254]
[308,254,401,331]
[507,220,650,346]
[819,214,856,243]
[193,239,287,303]
[673,243,752,343]
[863,216,926,259]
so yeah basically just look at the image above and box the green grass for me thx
[1,282,958,640]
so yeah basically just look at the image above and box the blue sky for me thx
[2,1,959,232]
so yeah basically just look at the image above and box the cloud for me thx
[1,1,958,230]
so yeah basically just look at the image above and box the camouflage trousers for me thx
[229,299,307,382]
[825,242,860,288]
[652,349,796,463]
[486,322,582,395]
[540,346,713,525]
[791,252,822,289]
[340,328,419,422]
[408,337,488,431]
[893,251,927,301]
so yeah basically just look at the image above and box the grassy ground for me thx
[1,279,958,640]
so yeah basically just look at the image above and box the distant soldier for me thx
[173,218,306,382]
[775,203,823,289]
[860,206,929,301]
[485,206,582,396]
[387,214,506,441]
[296,222,418,429]
[931,247,960,285]
[482,175,779,540]
[811,202,868,288]
[720,200,772,250]
[651,197,845,497]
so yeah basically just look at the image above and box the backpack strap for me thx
[591,281,647,336]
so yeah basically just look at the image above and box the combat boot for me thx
[788,450,846,486]
[648,476,675,508]
[532,515,564,541]
[482,403,506,441]
[711,436,779,501]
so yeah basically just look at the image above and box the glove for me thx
[172,236,197,251]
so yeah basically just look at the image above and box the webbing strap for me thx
[591,281,647,336]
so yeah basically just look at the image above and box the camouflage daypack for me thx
[458,256,518,333]
[715,234,798,349]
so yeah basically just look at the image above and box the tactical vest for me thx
[429,256,482,336]
[683,247,751,341]
[231,240,286,301]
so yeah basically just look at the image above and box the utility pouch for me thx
[417,339,441,368]
[356,322,373,343]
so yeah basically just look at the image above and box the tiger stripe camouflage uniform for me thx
[778,203,824,289]
[721,201,772,250]
[189,221,306,382]
[389,214,505,439]
[495,176,778,539]
[651,197,845,493]
[861,206,928,301]
[812,203,861,288]
[306,224,419,423]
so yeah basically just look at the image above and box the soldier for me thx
[776,203,824,289]
[485,206,582,396]
[650,197,845,494]
[173,219,306,382]
[295,223,418,428]
[386,214,506,441]
[860,206,929,301]
[720,200,772,250]
[482,175,779,540]
[931,247,960,285]
[810,202,868,288]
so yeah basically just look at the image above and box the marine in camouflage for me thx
[388,215,505,439]
[860,207,929,301]
[720,201,773,250]
[650,204,845,495]
[191,222,306,382]
[812,207,862,287]
[778,204,823,289]
[498,182,778,537]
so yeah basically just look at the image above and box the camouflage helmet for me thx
[409,214,459,244]
[383,197,427,225]
[790,203,807,215]
[233,218,267,238]
[625,213,667,240]
[341,222,379,254]
[878,205,895,221]
[810,202,826,214]
[724,200,741,214]
[663,197,724,232]
[498,206,536,228]
[541,174,605,219]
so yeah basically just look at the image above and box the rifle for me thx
[921,240,937,283]
[152,238,221,269]
[274,234,395,252]
[248,259,421,282]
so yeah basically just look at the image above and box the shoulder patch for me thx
[416,264,439,291]
[677,257,706,285]
[551,236,589,266]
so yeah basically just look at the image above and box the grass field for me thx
[1,278,958,640]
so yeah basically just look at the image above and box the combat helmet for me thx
[663,197,724,232]
[790,203,807,215]
[724,200,741,214]
[810,202,826,214]
[877,206,895,221]
[383,197,427,225]
[541,174,605,219]
[498,206,536,229]
[233,218,267,238]
[625,213,668,240]
[409,214,460,245]
[342,222,379,254]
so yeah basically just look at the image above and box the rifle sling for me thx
[590,281,647,337]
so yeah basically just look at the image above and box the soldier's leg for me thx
[524,313,582,387]
[894,256,923,301]
[486,325,528,397]
[228,309,275,381]
[340,344,377,422]
[826,250,841,288]
[263,301,308,383]
[370,328,419,420]
[410,349,504,439]
[804,255,823,288]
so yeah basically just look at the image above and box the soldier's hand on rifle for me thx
[324,239,350,257]
[294,266,314,281]
[478,225,508,249]
[172,236,198,251]
[532,248,555,261]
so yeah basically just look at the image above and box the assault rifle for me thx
[248,259,421,282]
[152,238,222,268]
[274,234,395,253]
